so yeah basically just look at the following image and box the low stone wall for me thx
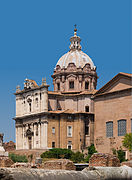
[122,161,132,168]
[0,166,132,180]
[3,141,15,151]
[41,159,76,170]
[9,149,45,163]
[89,153,120,167]
[0,157,14,167]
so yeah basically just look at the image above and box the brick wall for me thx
[0,157,14,167]
[89,153,120,167]
[41,159,76,170]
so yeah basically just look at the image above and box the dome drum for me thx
[52,28,97,93]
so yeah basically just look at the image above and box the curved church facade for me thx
[14,28,132,158]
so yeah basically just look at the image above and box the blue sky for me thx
[0,0,131,142]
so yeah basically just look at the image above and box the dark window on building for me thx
[69,81,74,89]
[52,142,55,148]
[36,124,38,136]
[85,82,89,89]
[67,126,72,137]
[106,121,113,137]
[85,106,89,112]
[67,141,72,150]
[52,127,55,134]
[118,119,126,136]
[57,83,60,90]
[85,120,89,135]
[29,103,31,112]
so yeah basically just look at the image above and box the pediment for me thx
[67,74,77,79]
[95,73,132,95]
[67,63,77,71]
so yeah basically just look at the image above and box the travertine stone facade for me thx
[14,79,49,150]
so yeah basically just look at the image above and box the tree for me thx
[85,144,97,162]
[112,147,125,163]
[41,148,74,159]
[71,151,84,163]
[122,133,132,152]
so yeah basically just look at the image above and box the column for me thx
[38,123,41,148]
[44,121,48,148]
[15,126,18,150]
[30,123,34,149]
[25,124,28,149]
[16,125,23,149]
[90,116,94,144]
[33,123,37,149]
[22,125,25,149]
[40,121,48,149]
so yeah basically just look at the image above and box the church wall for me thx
[78,96,91,112]
[47,115,60,148]
[47,114,86,151]
[94,89,132,158]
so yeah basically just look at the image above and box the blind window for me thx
[67,126,72,137]
[118,120,126,136]
[106,121,113,137]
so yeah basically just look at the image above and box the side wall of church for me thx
[47,114,85,151]
[48,94,93,112]
[94,90,132,158]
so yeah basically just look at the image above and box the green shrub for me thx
[9,153,28,163]
[71,151,84,163]
[84,144,97,162]
[41,148,74,159]
[112,147,126,163]
[122,133,132,152]
[117,149,125,163]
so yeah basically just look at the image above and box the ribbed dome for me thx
[56,27,95,69]
[56,50,95,69]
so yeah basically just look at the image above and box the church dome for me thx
[56,27,96,69]
[56,50,95,69]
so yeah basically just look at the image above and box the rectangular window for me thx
[52,127,55,134]
[85,82,89,89]
[67,126,72,137]
[69,81,74,89]
[85,106,89,112]
[57,83,60,90]
[67,141,72,150]
[118,119,126,136]
[52,142,55,148]
[106,121,113,137]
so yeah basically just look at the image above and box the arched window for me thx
[118,119,126,136]
[29,103,31,112]
[67,141,72,150]
[35,98,38,107]
[106,121,113,137]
